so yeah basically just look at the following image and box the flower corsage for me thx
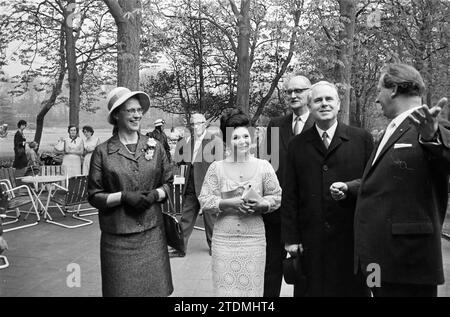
[143,138,157,160]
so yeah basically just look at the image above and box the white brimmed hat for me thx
[106,87,150,124]
[154,119,165,127]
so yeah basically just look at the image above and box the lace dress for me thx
[199,158,281,297]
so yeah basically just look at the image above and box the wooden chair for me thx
[47,175,94,228]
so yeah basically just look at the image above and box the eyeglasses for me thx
[285,88,309,95]
[190,122,206,126]
[123,108,144,115]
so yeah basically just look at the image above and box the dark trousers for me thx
[263,220,287,297]
[180,193,216,250]
[372,282,437,297]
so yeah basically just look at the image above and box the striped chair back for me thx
[39,165,67,188]
[0,168,17,188]
[64,175,89,207]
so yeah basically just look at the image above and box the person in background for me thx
[147,119,172,162]
[199,109,282,297]
[0,124,8,138]
[88,87,174,297]
[55,125,84,177]
[24,141,42,176]
[82,125,100,175]
[261,74,314,297]
[173,113,221,257]
[13,120,28,177]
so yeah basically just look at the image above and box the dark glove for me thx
[121,191,151,213]
[144,190,160,205]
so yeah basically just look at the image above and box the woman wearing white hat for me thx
[87,87,174,297]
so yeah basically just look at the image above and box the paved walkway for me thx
[1,206,449,297]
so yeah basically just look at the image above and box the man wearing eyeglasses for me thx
[173,113,221,257]
[261,74,315,297]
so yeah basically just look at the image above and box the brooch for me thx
[142,138,157,160]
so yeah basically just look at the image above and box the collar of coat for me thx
[302,122,350,156]
[107,133,148,161]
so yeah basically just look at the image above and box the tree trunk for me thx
[104,0,141,90]
[251,6,302,125]
[235,0,251,114]
[336,0,356,125]
[64,0,81,127]
[35,27,66,146]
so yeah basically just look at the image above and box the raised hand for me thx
[408,97,448,141]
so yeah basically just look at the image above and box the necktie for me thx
[322,131,329,149]
[372,121,396,164]
[70,138,76,144]
[293,116,302,135]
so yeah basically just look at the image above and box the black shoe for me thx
[169,249,185,258]
[208,248,212,256]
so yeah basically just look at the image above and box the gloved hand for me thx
[144,190,160,205]
[121,191,151,213]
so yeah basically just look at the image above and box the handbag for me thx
[162,194,185,253]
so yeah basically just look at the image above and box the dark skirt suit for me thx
[88,133,174,297]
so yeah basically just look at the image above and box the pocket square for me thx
[394,143,413,149]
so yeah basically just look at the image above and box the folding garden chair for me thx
[47,175,94,228]
[0,180,40,232]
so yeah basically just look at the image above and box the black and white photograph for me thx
[0,0,449,300]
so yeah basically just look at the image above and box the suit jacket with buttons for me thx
[88,133,173,234]
[281,122,374,296]
[174,131,223,197]
[354,121,450,285]
[262,112,315,225]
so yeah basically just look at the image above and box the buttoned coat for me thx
[281,123,373,296]
[88,133,173,234]
[262,113,315,225]
[354,121,450,285]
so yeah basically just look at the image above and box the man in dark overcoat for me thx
[281,81,373,296]
[261,75,315,297]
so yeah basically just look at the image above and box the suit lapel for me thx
[305,125,326,157]
[363,120,412,178]
[303,113,315,132]
[325,123,348,158]
[280,113,294,150]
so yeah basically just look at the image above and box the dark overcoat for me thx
[282,123,373,296]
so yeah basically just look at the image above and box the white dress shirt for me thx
[315,121,338,147]
[372,107,420,164]
[292,110,310,135]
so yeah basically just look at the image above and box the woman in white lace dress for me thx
[82,125,100,175]
[198,109,281,297]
